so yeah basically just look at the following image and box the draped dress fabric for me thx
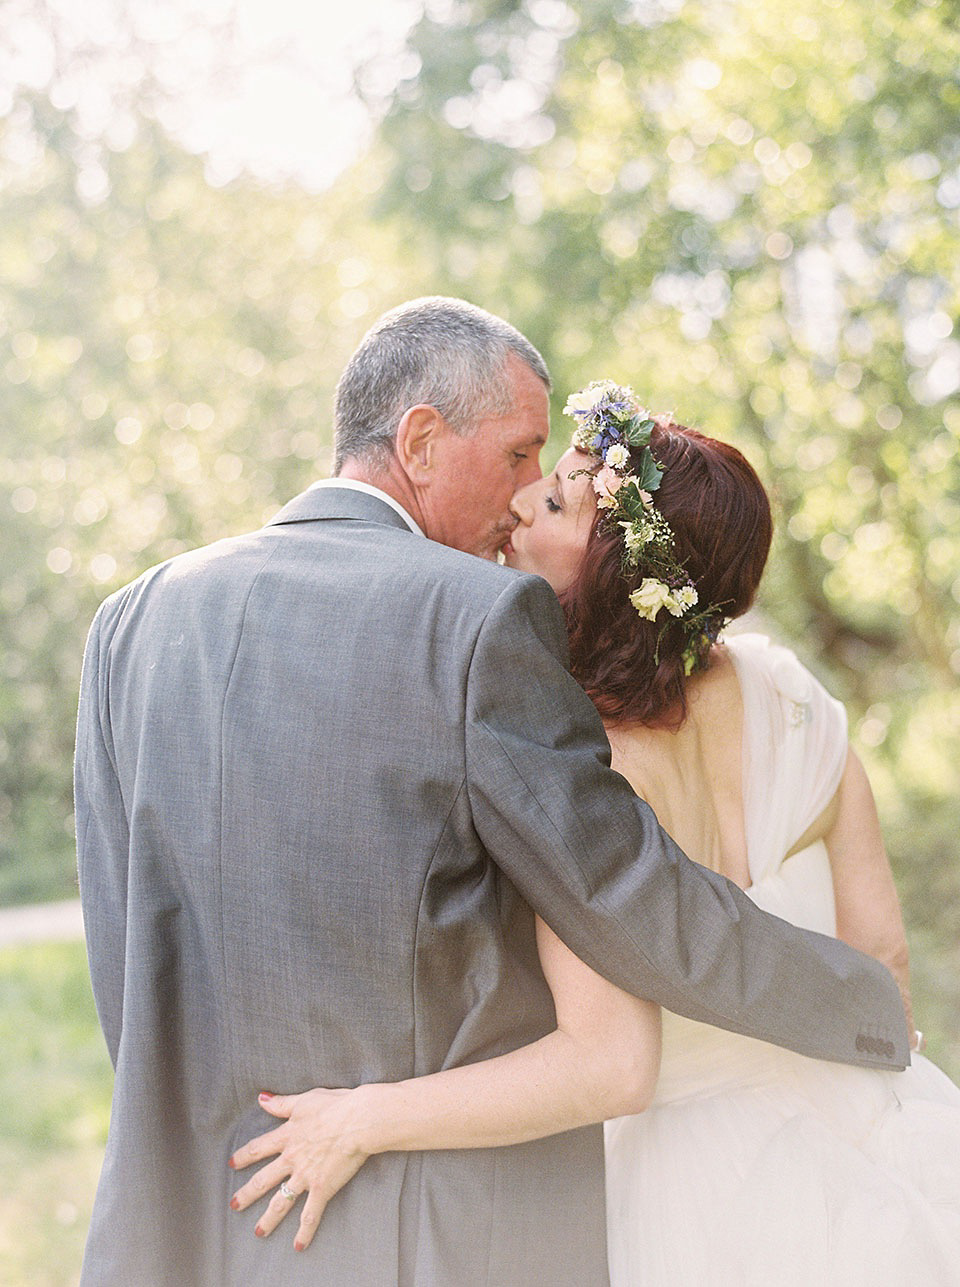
[604,634,960,1286]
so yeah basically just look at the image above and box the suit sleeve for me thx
[74,597,130,1066]
[464,575,909,1071]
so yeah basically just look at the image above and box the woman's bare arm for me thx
[358,918,661,1150]
[822,747,915,1042]
[230,917,661,1249]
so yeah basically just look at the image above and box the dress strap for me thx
[725,634,847,885]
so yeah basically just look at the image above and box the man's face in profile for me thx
[422,355,549,560]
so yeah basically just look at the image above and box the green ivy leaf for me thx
[623,416,655,448]
[635,447,664,493]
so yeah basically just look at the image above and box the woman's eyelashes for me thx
[545,494,561,513]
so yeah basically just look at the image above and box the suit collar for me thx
[267,482,419,535]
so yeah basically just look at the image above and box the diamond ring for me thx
[280,1181,297,1201]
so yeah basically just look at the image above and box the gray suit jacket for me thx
[75,485,908,1287]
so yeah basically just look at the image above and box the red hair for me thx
[560,422,772,729]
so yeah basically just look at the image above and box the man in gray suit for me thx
[76,297,907,1286]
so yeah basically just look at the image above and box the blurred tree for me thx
[356,0,960,1067]
[0,85,428,901]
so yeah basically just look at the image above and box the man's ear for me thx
[395,405,450,485]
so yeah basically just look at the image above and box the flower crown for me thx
[563,379,723,674]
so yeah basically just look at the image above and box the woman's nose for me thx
[509,482,536,525]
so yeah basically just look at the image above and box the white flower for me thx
[629,578,674,621]
[666,584,698,616]
[592,465,622,508]
[604,442,630,469]
[563,390,597,415]
[620,519,653,560]
[563,381,617,416]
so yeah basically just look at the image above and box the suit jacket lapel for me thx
[268,484,415,534]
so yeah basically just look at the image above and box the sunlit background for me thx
[1,0,959,1279]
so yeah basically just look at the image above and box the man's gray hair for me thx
[333,297,550,472]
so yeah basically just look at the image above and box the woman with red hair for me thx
[230,383,960,1283]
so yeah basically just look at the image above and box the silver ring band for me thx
[280,1181,297,1201]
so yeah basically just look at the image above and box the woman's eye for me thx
[545,495,561,513]
[513,452,528,462]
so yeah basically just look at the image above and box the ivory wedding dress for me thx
[604,634,960,1286]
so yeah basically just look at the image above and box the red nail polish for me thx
[258,1091,273,1101]
[228,1156,236,1169]
[230,1197,239,1211]
[255,1227,265,1238]
[294,1241,304,1252]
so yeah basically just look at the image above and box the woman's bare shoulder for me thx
[603,648,749,882]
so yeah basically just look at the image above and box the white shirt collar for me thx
[307,478,425,538]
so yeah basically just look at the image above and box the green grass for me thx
[0,942,112,1287]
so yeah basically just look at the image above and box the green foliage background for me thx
[0,942,111,1284]
[1,0,958,1079]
